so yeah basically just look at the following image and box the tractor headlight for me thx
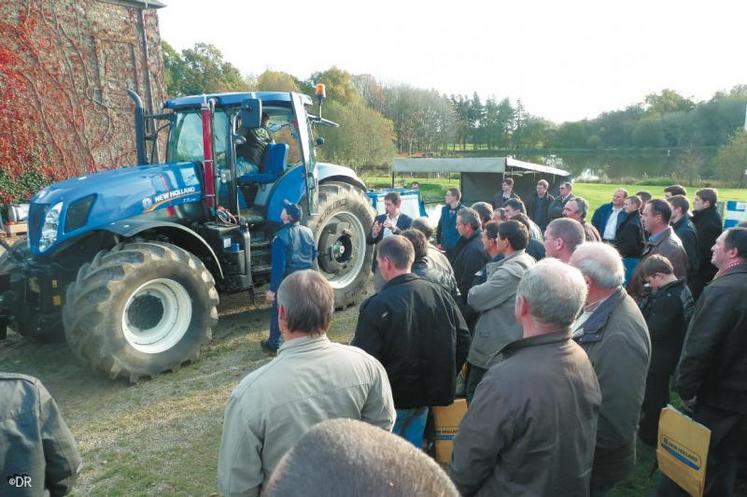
[39,202,63,253]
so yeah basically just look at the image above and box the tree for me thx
[309,67,361,106]
[676,147,705,186]
[162,42,249,96]
[256,70,299,92]
[316,101,396,169]
[713,130,747,185]
[644,89,695,114]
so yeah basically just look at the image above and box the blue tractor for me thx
[0,86,375,381]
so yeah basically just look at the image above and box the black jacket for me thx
[639,279,694,374]
[412,254,461,303]
[451,230,490,326]
[366,213,413,245]
[352,274,471,409]
[672,216,700,280]
[675,264,747,414]
[615,212,645,258]
[690,205,722,297]
[525,193,555,231]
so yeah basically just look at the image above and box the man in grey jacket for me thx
[450,259,602,497]
[1,373,81,497]
[218,270,395,497]
[465,220,535,402]
[570,243,651,497]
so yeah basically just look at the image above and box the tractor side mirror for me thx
[316,137,325,146]
[240,98,262,129]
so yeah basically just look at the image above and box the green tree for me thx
[256,70,300,92]
[309,67,362,106]
[644,89,695,114]
[162,42,249,96]
[316,101,396,168]
[713,130,747,185]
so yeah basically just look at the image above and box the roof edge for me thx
[97,0,166,10]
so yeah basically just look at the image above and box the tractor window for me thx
[264,110,302,166]
[170,111,229,168]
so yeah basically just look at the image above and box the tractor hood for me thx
[28,162,203,256]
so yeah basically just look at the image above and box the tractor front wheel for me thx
[63,241,219,382]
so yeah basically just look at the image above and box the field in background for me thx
[361,174,747,207]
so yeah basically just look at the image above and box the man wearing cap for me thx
[263,200,318,352]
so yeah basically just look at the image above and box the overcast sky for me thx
[158,0,747,124]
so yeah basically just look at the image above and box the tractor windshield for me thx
[168,110,230,167]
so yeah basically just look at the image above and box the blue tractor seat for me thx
[238,143,288,184]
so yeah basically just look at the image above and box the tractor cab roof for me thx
[163,91,313,111]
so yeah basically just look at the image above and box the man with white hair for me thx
[570,243,651,497]
[450,259,601,496]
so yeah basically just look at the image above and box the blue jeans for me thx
[623,257,640,287]
[267,298,282,349]
[393,407,429,449]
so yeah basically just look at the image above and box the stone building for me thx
[0,0,168,200]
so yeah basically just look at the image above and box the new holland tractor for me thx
[0,86,375,381]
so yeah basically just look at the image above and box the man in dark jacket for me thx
[636,256,695,447]
[401,229,460,303]
[591,188,629,242]
[1,373,82,497]
[658,228,747,497]
[450,259,601,497]
[570,243,651,497]
[629,199,688,300]
[669,194,700,282]
[525,179,555,231]
[548,181,574,221]
[615,195,645,285]
[689,188,723,299]
[263,201,318,352]
[451,208,489,327]
[491,177,521,209]
[436,188,464,260]
[352,236,470,448]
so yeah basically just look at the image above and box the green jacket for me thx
[467,250,535,369]
[0,373,81,497]
[217,336,395,497]
[574,289,651,451]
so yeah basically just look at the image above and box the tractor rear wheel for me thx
[63,241,218,382]
[305,181,375,309]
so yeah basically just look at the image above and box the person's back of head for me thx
[471,201,493,225]
[411,216,434,240]
[504,198,526,214]
[377,235,415,271]
[664,185,687,197]
[517,259,587,329]
[262,419,459,497]
[503,216,530,250]
[570,242,625,290]
[277,270,334,335]
[547,218,585,254]
[401,229,428,261]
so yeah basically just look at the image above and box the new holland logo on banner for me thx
[657,406,711,497]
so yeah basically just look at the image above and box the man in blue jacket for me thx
[436,188,463,261]
[263,200,318,352]
[591,188,629,243]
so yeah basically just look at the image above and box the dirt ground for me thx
[0,261,364,496]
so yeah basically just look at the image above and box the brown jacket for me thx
[629,227,688,299]
[450,331,601,497]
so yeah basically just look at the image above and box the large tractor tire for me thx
[305,181,375,309]
[0,238,63,341]
[63,241,219,382]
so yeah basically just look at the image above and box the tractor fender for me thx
[104,220,224,280]
[317,162,367,192]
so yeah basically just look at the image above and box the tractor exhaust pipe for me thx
[128,90,148,165]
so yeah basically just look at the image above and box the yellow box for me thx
[431,399,468,464]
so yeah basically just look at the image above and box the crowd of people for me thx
[3,181,746,497]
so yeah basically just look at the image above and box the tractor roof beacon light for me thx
[315,83,326,119]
